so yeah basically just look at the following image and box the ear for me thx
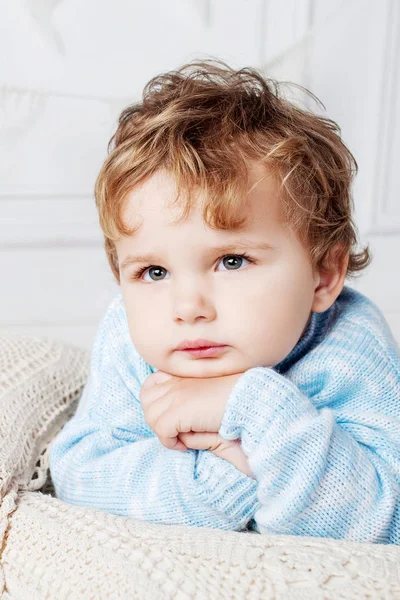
[311,244,349,313]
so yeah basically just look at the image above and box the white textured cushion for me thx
[0,332,399,599]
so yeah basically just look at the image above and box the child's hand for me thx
[140,369,243,451]
[179,431,255,479]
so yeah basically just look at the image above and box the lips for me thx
[175,338,224,351]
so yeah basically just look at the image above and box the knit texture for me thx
[4,491,400,599]
[49,285,400,544]
[0,332,90,596]
[1,331,400,598]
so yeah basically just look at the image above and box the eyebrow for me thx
[120,241,274,271]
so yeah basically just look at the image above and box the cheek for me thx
[122,292,154,347]
[262,268,315,351]
[126,315,162,367]
[228,264,313,343]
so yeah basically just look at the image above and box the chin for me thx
[175,361,242,379]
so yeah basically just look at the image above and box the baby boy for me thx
[49,60,400,544]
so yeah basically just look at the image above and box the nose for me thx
[172,277,216,324]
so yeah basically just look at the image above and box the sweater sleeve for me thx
[218,325,400,543]
[49,296,260,531]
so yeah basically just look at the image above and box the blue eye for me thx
[131,252,255,282]
[217,254,251,271]
[143,267,169,282]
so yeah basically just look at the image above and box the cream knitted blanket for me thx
[0,333,399,599]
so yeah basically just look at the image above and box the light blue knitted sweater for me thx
[49,285,400,544]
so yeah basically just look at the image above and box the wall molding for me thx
[369,0,400,234]
[0,195,103,245]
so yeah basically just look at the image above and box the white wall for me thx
[1,0,399,348]
[261,0,400,343]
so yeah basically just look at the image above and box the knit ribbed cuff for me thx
[218,366,317,456]
[194,450,262,530]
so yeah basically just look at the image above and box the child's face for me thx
[116,163,320,378]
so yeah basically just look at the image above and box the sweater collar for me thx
[273,306,334,374]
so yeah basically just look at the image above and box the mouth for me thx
[175,338,228,358]
[176,345,228,358]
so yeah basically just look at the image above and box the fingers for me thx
[140,371,185,449]
[141,388,189,450]
[154,409,193,450]
[142,392,174,432]
[170,437,188,451]
[141,370,174,391]
[179,431,220,451]
[140,373,175,411]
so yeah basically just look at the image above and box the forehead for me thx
[120,166,285,236]
[121,170,184,229]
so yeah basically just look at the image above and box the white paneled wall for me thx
[1,0,264,349]
[261,0,400,343]
[1,0,399,348]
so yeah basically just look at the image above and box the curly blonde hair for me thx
[94,59,371,284]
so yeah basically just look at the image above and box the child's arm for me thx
[218,333,400,543]
[49,297,260,531]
